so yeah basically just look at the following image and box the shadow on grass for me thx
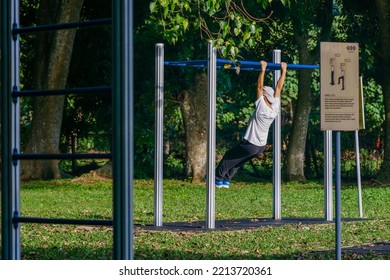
[134,248,325,260]
[19,244,390,260]
[21,246,112,260]
[20,245,324,260]
[134,247,390,260]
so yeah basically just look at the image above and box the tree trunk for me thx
[180,73,208,183]
[21,0,84,180]
[284,0,333,182]
[375,0,390,182]
[285,36,314,182]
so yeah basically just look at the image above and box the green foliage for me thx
[216,71,260,144]
[340,0,380,76]
[164,154,185,178]
[363,78,385,132]
[147,0,286,58]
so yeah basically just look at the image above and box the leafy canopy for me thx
[149,0,291,58]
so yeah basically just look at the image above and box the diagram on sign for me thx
[338,62,345,90]
[328,54,352,92]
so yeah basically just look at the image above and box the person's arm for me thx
[274,62,287,98]
[256,60,267,100]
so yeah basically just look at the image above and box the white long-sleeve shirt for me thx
[244,95,280,146]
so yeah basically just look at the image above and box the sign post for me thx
[320,42,360,260]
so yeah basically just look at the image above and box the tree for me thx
[341,0,389,181]
[374,0,390,182]
[21,0,84,180]
[283,0,334,181]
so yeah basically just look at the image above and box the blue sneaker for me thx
[215,180,224,188]
[222,181,230,188]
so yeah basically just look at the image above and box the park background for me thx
[1,0,390,260]
[7,0,389,183]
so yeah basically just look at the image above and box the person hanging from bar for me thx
[214,60,287,188]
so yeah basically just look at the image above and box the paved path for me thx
[137,217,390,256]
[137,217,363,231]
[342,241,390,255]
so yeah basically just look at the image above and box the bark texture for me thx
[180,73,208,183]
[21,0,84,180]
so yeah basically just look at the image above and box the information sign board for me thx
[320,42,360,131]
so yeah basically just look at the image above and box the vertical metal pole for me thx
[356,76,364,219]
[335,131,342,260]
[112,0,134,260]
[1,0,22,260]
[324,130,333,221]
[272,49,281,220]
[11,0,21,260]
[154,43,164,227]
[206,40,217,229]
[355,130,363,218]
[1,0,14,260]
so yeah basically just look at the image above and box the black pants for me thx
[215,140,265,182]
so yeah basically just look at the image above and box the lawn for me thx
[1,176,389,260]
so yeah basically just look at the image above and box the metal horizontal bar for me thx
[165,59,320,70]
[164,60,207,68]
[13,18,111,35]
[14,216,113,226]
[13,153,112,160]
[13,86,112,97]
[236,61,320,70]
[165,60,208,66]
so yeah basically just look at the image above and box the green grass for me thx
[1,177,389,260]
